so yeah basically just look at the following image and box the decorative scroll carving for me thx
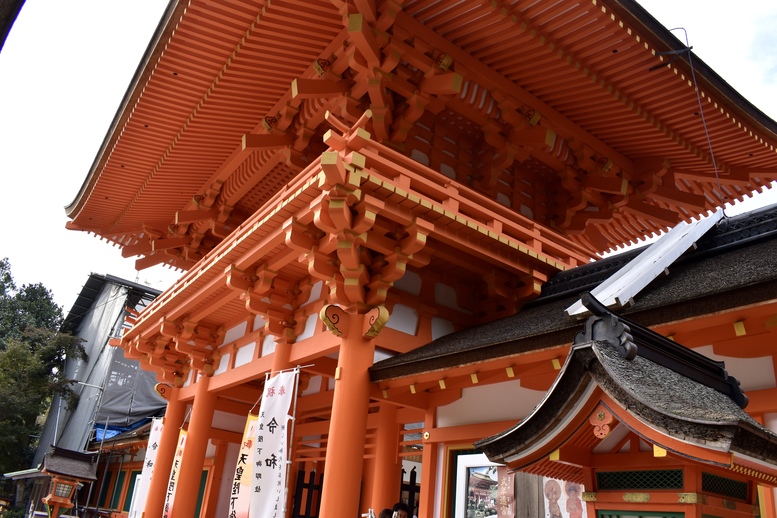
[363,306,389,338]
[320,304,347,337]
[589,405,615,439]
[320,304,390,339]
[154,383,173,400]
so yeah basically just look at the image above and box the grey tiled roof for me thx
[371,204,777,382]
[42,447,98,481]
[476,340,777,466]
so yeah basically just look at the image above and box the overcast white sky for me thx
[0,0,776,311]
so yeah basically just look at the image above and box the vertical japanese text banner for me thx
[250,370,297,518]
[128,417,163,518]
[496,467,515,518]
[229,414,258,518]
[163,429,187,518]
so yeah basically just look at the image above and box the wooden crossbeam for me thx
[291,78,350,99]
[348,13,383,67]
[242,132,295,149]
[420,72,463,95]
[649,184,707,210]
[122,236,188,258]
[175,207,218,224]
[675,167,777,185]
[622,200,680,227]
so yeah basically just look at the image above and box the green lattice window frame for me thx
[596,470,684,491]
[701,472,749,502]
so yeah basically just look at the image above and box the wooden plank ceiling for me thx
[66,0,777,270]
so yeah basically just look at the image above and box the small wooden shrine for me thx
[477,294,777,518]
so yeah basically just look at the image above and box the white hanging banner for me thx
[163,429,187,518]
[250,370,297,518]
[229,413,258,518]
[128,417,164,518]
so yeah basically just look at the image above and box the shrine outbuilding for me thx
[476,293,777,518]
[63,0,777,517]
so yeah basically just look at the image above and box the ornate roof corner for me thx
[574,293,748,409]
[573,293,637,360]
[475,296,776,481]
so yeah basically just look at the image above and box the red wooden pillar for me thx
[318,305,387,518]
[417,408,437,518]
[759,485,777,518]
[371,402,401,510]
[762,415,777,518]
[173,374,217,518]
[145,386,186,517]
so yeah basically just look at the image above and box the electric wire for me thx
[664,27,727,220]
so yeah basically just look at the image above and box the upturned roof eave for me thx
[66,0,777,253]
[64,0,183,222]
[476,341,777,475]
[611,0,777,137]
[474,342,599,466]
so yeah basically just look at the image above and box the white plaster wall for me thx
[411,149,430,166]
[695,345,776,391]
[374,349,395,364]
[206,439,217,458]
[403,459,421,481]
[394,270,422,296]
[212,410,249,434]
[386,304,419,335]
[261,334,276,356]
[302,281,323,306]
[300,375,322,397]
[437,380,545,427]
[235,342,256,367]
[223,321,248,345]
[435,283,470,313]
[431,317,455,340]
[297,313,318,341]
[254,314,266,330]
[214,352,230,375]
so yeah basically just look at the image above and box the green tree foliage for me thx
[0,258,85,484]
[0,258,64,348]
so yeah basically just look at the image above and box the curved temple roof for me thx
[474,330,777,485]
[67,0,777,273]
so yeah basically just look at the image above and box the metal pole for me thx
[283,367,302,515]
[84,418,109,518]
